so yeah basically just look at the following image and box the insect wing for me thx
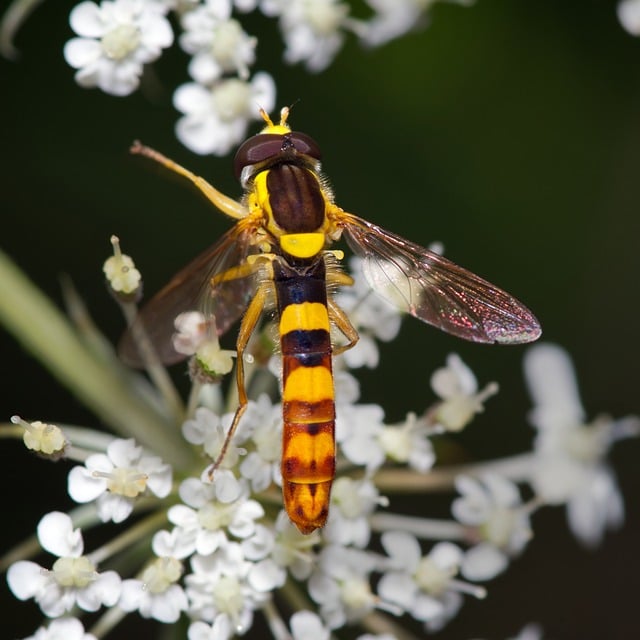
[119,219,260,366]
[337,211,541,344]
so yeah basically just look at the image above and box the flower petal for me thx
[37,511,83,556]
[69,1,106,38]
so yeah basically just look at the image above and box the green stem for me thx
[0,250,193,469]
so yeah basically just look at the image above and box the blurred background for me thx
[1,0,639,637]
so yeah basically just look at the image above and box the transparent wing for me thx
[336,211,541,344]
[119,218,261,366]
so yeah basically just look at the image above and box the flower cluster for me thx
[2,243,637,639]
[0,0,472,156]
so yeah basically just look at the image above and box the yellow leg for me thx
[207,283,269,478]
[130,141,248,220]
[327,298,359,355]
[211,254,275,287]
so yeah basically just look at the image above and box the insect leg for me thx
[327,298,359,355]
[130,141,248,220]
[207,280,269,478]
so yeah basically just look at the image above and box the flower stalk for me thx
[0,249,192,469]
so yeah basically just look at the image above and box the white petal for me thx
[7,561,48,599]
[139,14,174,50]
[150,585,189,622]
[69,1,105,38]
[618,0,640,35]
[461,543,508,581]
[63,38,103,68]
[567,468,624,548]
[431,367,460,399]
[68,465,107,503]
[41,618,93,639]
[290,610,329,640]
[119,579,145,610]
[168,504,198,527]
[429,542,464,570]
[189,53,223,84]
[523,343,585,426]
[38,511,83,556]
[248,558,285,591]
[39,583,74,617]
[98,62,142,96]
[76,570,122,610]
[412,593,445,621]
[446,353,478,394]
[107,438,140,466]
[179,476,213,507]
[174,82,212,114]
[380,530,421,568]
[96,493,135,523]
[482,473,520,507]
[146,463,173,497]
[377,571,416,609]
[215,471,241,503]
[249,71,276,113]
[175,113,220,155]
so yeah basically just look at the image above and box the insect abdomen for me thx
[274,258,335,534]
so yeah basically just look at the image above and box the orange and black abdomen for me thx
[274,257,335,534]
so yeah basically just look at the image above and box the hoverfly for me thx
[121,107,541,534]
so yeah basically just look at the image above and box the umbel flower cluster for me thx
[1,1,640,639]
[1,0,478,156]
[1,240,638,639]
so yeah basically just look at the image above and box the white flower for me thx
[308,545,387,629]
[63,0,173,96]
[172,311,210,356]
[340,409,436,473]
[11,415,68,457]
[22,617,97,640]
[239,395,283,491]
[524,342,639,547]
[336,402,387,470]
[378,532,473,631]
[429,353,498,432]
[160,475,263,557]
[323,476,387,548]
[267,512,320,580]
[173,73,276,155]
[264,0,352,72]
[103,235,141,294]
[452,474,532,581]
[290,610,330,640]
[119,556,188,622]
[185,543,270,633]
[182,406,247,467]
[334,257,403,369]
[180,0,257,83]
[618,0,640,34]
[378,412,436,472]
[67,438,172,523]
[359,0,431,46]
[7,512,121,617]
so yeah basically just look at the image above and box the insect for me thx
[121,107,541,534]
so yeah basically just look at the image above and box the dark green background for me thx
[2,1,639,638]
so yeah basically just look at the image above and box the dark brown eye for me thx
[234,134,285,180]
[288,132,322,161]
[233,131,323,182]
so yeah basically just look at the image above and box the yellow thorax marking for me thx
[280,233,325,259]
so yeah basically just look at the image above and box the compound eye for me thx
[289,132,322,160]
[234,134,284,180]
